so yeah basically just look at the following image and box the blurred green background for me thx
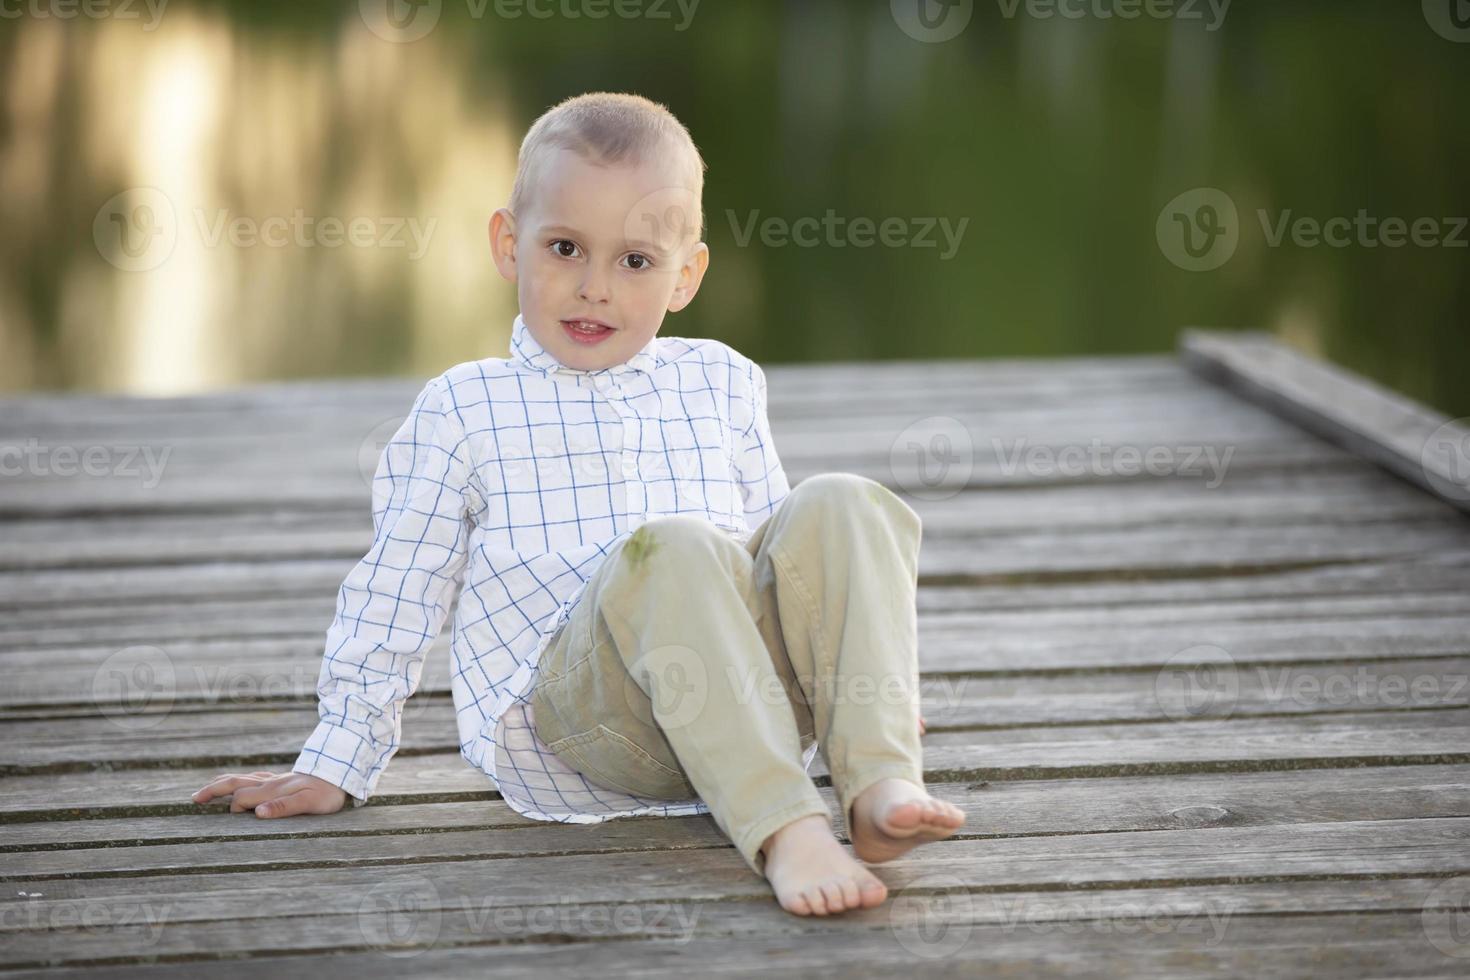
[1,0,1466,415]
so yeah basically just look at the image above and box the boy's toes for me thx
[783,891,812,916]
[821,880,848,913]
[858,873,888,907]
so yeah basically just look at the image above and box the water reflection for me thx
[0,1,1464,417]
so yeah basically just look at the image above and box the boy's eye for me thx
[623,253,652,271]
[550,240,579,258]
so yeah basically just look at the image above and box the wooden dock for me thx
[2,332,1468,977]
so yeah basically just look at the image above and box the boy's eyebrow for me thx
[538,224,668,255]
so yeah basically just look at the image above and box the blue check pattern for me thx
[292,314,813,823]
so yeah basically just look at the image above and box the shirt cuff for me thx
[291,720,382,806]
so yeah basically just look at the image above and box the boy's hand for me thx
[191,771,349,818]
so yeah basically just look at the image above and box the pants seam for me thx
[734,795,832,876]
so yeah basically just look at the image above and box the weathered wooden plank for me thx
[2,710,1466,820]
[4,519,1468,615]
[6,551,1469,639]
[7,909,1456,979]
[9,764,1470,879]
[4,589,1468,660]
[5,765,1466,854]
[7,658,1467,773]
[4,468,1461,572]
[0,818,1465,956]
[9,607,1469,711]
[0,436,1349,519]
[1181,328,1470,513]
[3,879,1464,974]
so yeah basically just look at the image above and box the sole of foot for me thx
[848,778,966,864]
[760,813,889,916]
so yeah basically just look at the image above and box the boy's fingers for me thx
[226,777,292,812]
[255,789,314,818]
[192,773,257,801]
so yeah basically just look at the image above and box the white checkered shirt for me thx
[293,314,817,823]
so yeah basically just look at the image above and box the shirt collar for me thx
[509,314,659,379]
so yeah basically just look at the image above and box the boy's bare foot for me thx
[848,778,966,864]
[759,813,889,916]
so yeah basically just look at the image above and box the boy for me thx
[192,92,964,917]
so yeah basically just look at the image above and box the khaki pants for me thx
[530,472,926,876]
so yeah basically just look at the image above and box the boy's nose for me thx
[578,265,612,303]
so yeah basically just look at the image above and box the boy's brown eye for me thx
[625,253,648,270]
[553,240,577,257]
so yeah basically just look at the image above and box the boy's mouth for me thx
[561,318,616,345]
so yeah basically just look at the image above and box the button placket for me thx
[594,373,649,523]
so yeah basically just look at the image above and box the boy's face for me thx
[490,146,709,373]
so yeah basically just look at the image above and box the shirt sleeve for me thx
[292,375,481,806]
[734,360,791,530]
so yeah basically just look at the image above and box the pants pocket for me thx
[543,724,697,801]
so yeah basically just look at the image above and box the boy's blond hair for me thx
[508,92,707,244]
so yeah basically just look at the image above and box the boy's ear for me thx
[666,241,710,314]
[489,208,518,283]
